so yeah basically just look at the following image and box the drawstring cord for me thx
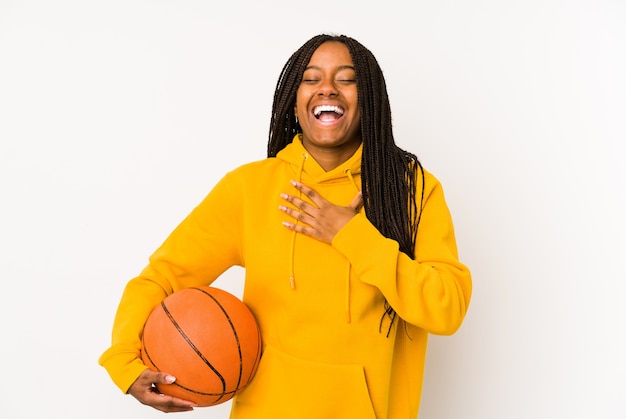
[344,168,360,323]
[288,152,308,290]
[345,263,352,323]
[345,168,358,191]
[287,161,359,325]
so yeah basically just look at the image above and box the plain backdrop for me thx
[1,1,625,418]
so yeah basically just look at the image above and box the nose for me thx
[318,78,338,97]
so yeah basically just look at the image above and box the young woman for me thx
[99,34,472,419]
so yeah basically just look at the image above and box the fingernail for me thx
[165,375,176,383]
[290,180,297,186]
[280,193,288,199]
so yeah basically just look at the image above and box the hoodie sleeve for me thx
[98,171,244,393]
[331,171,471,335]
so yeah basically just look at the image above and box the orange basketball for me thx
[140,286,262,406]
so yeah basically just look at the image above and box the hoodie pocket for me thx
[232,345,377,419]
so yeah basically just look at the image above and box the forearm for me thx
[332,181,472,334]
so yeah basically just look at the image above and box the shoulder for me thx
[227,157,283,176]
[218,157,286,187]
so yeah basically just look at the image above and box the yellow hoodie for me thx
[99,135,472,418]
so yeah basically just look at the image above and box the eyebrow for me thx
[304,65,356,71]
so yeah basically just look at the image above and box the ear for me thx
[294,106,300,124]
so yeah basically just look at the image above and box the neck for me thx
[301,141,361,172]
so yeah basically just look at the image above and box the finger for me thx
[147,393,196,413]
[154,372,177,385]
[149,381,197,411]
[129,370,196,412]
[289,180,325,207]
[280,193,318,214]
[279,204,313,226]
[281,221,318,238]
[135,371,176,390]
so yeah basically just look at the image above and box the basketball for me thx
[140,286,262,407]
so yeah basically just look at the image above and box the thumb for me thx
[348,191,363,212]
[154,371,176,385]
[144,370,176,384]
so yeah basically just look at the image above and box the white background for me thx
[1,1,625,418]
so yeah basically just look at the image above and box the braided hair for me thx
[268,34,425,336]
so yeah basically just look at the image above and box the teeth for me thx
[313,105,344,116]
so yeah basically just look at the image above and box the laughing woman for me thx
[99,34,472,419]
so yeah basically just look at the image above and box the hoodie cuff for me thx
[98,346,149,394]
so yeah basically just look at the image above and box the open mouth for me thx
[313,105,344,122]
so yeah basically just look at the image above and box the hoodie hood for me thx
[275,134,362,185]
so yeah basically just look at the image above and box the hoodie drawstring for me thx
[345,168,358,191]
[344,263,352,323]
[343,168,360,324]
[287,159,360,325]
[288,152,308,290]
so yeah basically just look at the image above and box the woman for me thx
[99,34,472,418]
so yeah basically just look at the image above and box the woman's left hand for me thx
[279,180,363,244]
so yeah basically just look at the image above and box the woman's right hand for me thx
[127,369,196,413]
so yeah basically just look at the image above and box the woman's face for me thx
[295,41,362,162]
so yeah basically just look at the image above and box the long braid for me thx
[268,34,424,335]
[268,39,325,156]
